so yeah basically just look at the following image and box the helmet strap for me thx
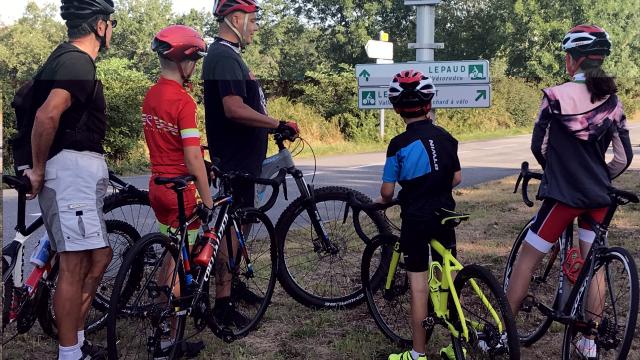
[224,13,251,51]
[90,18,108,52]
[175,61,194,91]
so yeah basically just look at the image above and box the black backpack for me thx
[10,48,97,175]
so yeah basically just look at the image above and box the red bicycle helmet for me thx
[562,24,611,59]
[152,25,207,62]
[389,70,436,117]
[213,0,259,19]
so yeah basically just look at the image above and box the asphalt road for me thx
[4,125,639,260]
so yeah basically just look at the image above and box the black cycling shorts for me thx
[400,218,457,273]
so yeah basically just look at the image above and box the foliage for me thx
[2,0,639,171]
[96,58,152,165]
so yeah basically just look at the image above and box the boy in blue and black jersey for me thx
[380,70,462,360]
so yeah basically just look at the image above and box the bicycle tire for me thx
[451,264,520,359]
[37,220,141,339]
[275,186,389,309]
[560,247,639,360]
[103,188,157,238]
[502,218,558,346]
[361,234,428,347]
[206,207,277,340]
[107,233,185,360]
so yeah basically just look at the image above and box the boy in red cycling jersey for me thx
[142,25,212,358]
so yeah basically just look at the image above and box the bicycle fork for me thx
[293,173,338,255]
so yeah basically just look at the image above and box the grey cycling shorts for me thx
[39,150,109,252]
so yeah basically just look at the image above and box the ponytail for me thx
[582,58,617,103]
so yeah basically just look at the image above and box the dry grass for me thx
[3,172,639,359]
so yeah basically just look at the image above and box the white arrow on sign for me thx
[358,84,491,110]
[356,60,490,87]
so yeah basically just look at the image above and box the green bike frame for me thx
[385,238,504,341]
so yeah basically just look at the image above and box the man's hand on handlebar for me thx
[276,120,300,140]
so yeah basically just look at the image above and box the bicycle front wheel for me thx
[107,233,184,360]
[502,218,559,346]
[361,234,418,347]
[207,208,277,340]
[561,247,639,360]
[451,264,520,359]
[276,186,389,309]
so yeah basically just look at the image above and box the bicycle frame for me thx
[385,238,504,342]
[258,137,336,253]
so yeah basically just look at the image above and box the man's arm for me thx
[26,88,72,199]
[222,95,279,129]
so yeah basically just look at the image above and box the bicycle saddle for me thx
[436,208,471,228]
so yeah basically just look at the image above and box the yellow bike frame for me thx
[384,238,504,341]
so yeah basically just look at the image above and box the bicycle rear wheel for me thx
[451,264,520,359]
[103,189,157,237]
[107,233,185,360]
[561,247,639,360]
[207,208,277,340]
[37,220,141,339]
[502,219,560,346]
[276,186,389,309]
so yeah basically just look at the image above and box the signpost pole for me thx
[379,109,385,139]
[415,1,437,120]
[416,5,435,62]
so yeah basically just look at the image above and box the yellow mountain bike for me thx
[350,195,520,359]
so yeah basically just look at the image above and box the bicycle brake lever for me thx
[514,173,523,194]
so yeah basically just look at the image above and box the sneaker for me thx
[232,279,264,305]
[576,337,597,359]
[213,299,250,328]
[79,340,107,360]
[439,344,466,359]
[153,340,205,360]
[388,350,427,360]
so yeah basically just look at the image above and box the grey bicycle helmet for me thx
[61,0,115,27]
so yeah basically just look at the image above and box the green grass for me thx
[4,171,639,359]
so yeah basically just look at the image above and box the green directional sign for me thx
[475,90,487,101]
[358,69,371,82]
[469,64,486,81]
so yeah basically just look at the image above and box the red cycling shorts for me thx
[149,175,200,231]
[525,199,608,253]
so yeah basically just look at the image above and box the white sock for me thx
[411,349,425,360]
[77,330,85,344]
[58,343,82,360]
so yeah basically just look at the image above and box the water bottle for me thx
[194,230,219,267]
[30,233,52,268]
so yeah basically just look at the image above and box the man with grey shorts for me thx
[24,1,117,359]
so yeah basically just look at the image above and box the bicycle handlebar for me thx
[2,175,32,193]
[513,161,543,207]
[347,192,399,212]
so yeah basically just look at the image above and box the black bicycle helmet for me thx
[61,0,115,27]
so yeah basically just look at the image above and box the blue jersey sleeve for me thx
[382,155,399,183]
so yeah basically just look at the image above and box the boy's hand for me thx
[374,196,389,204]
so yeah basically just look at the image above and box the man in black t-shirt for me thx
[202,0,298,328]
[24,1,116,359]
